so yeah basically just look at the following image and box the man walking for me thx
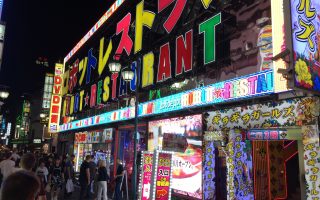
[114,159,124,200]
[79,155,91,200]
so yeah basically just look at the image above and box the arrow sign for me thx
[156,189,168,198]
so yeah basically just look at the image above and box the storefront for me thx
[147,115,203,199]
[54,0,320,199]
[73,128,113,171]
[203,97,320,200]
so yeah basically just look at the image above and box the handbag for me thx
[45,184,51,193]
[66,179,74,193]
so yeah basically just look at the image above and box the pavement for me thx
[45,185,113,200]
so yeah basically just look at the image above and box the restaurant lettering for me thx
[62,0,222,118]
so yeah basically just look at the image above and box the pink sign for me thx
[155,153,172,200]
[141,153,154,200]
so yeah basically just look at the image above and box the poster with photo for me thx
[148,115,202,199]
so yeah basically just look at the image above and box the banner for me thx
[139,152,154,200]
[205,97,319,131]
[154,152,173,200]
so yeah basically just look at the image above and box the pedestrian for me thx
[48,156,64,200]
[79,155,91,200]
[114,159,124,200]
[20,152,36,171]
[96,160,110,200]
[46,156,53,169]
[1,170,40,200]
[89,155,97,198]
[0,151,15,185]
[36,160,49,200]
[64,154,75,198]
[10,148,20,162]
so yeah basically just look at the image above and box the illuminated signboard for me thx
[0,0,3,20]
[148,115,202,199]
[59,70,274,132]
[271,0,290,93]
[247,129,288,140]
[0,23,5,41]
[49,64,64,132]
[60,106,135,132]
[64,0,126,63]
[139,152,154,200]
[42,74,54,110]
[5,122,11,136]
[33,139,42,144]
[291,0,320,91]
[61,0,229,119]
[139,70,274,117]
[151,151,173,200]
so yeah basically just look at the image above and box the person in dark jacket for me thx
[79,155,91,200]
[114,159,124,200]
[96,160,109,200]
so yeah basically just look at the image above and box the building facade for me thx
[54,0,320,199]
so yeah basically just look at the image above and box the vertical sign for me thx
[290,0,320,91]
[271,0,290,92]
[48,63,64,132]
[139,152,154,200]
[152,151,173,200]
[0,0,3,20]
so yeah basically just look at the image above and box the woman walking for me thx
[35,160,49,200]
[48,157,64,200]
[96,160,109,200]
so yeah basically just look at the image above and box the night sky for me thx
[0,1,281,133]
[0,0,113,117]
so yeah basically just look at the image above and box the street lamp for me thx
[0,91,9,99]
[121,63,139,199]
[121,67,134,82]
[108,59,122,73]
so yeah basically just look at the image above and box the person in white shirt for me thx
[10,149,20,162]
[0,151,15,183]
[36,160,49,199]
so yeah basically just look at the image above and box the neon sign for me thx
[59,70,274,132]
[60,106,135,132]
[49,64,64,133]
[247,129,288,140]
[139,70,274,117]
[61,0,223,118]
[64,0,126,63]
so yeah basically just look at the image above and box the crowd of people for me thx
[0,149,125,200]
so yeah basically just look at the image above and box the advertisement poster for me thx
[155,152,173,200]
[148,115,202,199]
[140,152,154,200]
[291,0,320,91]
